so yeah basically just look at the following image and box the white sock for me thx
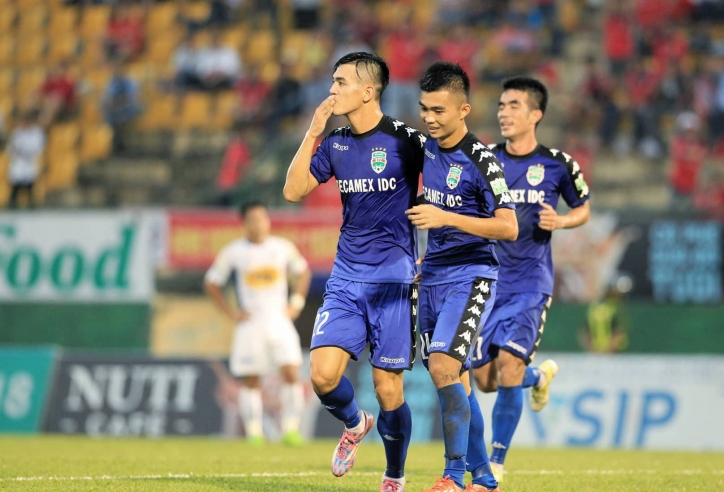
[280,382,305,434]
[238,387,263,438]
[345,411,365,434]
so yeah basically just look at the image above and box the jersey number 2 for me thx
[313,311,329,336]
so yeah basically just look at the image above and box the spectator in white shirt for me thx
[6,112,45,209]
[196,33,242,91]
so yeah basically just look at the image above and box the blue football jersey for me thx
[310,116,425,283]
[421,133,515,285]
[490,143,590,295]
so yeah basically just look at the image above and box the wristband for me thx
[289,293,306,311]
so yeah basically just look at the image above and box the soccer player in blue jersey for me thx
[407,61,517,492]
[471,76,591,483]
[283,52,425,492]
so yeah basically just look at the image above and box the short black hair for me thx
[502,76,548,116]
[419,61,470,99]
[333,52,390,100]
[240,201,265,217]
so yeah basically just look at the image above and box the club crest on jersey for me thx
[371,148,387,174]
[526,164,545,186]
[447,165,463,189]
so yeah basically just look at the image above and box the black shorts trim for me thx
[447,277,494,364]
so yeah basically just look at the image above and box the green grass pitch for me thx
[1,436,722,491]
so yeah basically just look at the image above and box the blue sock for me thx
[316,376,361,428]
[522,367,540,389]
[466,392,498,489]
[438,383,470,489]
[490,385,523,465]
[377,401,412,479]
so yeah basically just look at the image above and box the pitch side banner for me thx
[166,209,341,271]
[0,346,56,433]
[43,355,225,437]
[552,214,722,304]
[0,211,155,302]
[312,353,724,450]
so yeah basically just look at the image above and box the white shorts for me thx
[229,317,303,377]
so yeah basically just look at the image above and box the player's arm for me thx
[287,267,312,321]
[538,201,590,231]
[204,280,250,322]
[405,205,518,241]
[282,96,336,202]
[204,248,249,322]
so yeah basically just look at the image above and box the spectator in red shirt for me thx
[603,0,635,76]
[37,61,77,126]
[217,126,253,206]
[104,5,146,63]
[380,26,429,120]
[625,58,665,155]
[435,26,480,84]
[668,111,708,210]
[233,65,270,124]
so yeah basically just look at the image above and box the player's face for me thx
[244,206,271,242]
[419,90,470,144]
[329,63,375,116]
[498,89,541,141]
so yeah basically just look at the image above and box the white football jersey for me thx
[205,236,308,316]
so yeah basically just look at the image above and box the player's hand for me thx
[287,306,302,321]
[538,202,561,231]
[233,310,251,322]
[308,96,336,138]
[413,255,424,283]
[405,205,448,230]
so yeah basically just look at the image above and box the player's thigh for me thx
[310,277,368,361]
[365,283,417,371]
[229,322,268,378]
[422,277,496,371]
[495,293,553,365]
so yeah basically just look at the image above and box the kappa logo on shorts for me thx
[430,341,446,348]
[459,330,473,344]
[506,340,528,354]
[380,356,406,364]
[467,305,482,316]
[454,344,467,358]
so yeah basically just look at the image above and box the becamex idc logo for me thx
[527,164,545,186]
[371,147,387,174]
[446,164,463,189]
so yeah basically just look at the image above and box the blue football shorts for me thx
[309,275,418,370]
[471,291,552,367]
[418,277,496,371]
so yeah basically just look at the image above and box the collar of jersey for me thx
[502,143,542,160]
[437,132,473,153]
[350,115,389,139]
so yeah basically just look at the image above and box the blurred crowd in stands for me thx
[0,0,723,219]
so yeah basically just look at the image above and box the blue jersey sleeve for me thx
[474,149,514,210]
[556,151,590,208]
[310,135,334,184]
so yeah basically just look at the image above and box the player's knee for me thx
[428,357,460,389]
[474,372,497,393]
[310,366,341,395]
[373,380,403,408]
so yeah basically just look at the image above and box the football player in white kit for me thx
[204,202,312,446]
